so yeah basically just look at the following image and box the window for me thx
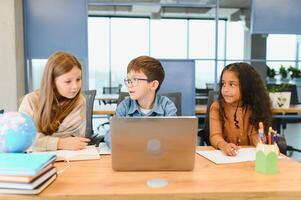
[189,20,225,60]
[88,17,245,91]
[31,59,47,90]
[88,17,110,93]
[111,18,149,88]
[226,21,244,60]
[150,19,187,59]
[266,34,296,70]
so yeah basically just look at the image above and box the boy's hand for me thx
[58,137,90,150]
[220,142,240,156]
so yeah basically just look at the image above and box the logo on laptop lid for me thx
[147,139,162,155]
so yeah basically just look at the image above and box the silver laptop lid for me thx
[110,116,198,171]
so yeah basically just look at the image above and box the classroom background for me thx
[1,0,301,161]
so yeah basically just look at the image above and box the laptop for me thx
[110,116,198,171]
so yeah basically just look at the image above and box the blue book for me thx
[0,153,56,176]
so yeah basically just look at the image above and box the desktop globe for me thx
[0,112,36,153]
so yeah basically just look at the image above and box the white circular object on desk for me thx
[147,179,168,188]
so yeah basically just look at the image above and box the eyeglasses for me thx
[124,77,150,87]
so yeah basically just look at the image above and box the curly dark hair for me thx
[218,62,272,132]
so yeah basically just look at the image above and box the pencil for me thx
[258,122,264,143]
[268,127,272,145]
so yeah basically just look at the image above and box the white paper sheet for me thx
[196,148,256,164]
[98,142,111,155]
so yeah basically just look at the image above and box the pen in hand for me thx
[236,138,241,146]
[235,138,241,152]
[228,143,239,156]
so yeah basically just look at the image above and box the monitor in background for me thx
[110,116,198,171]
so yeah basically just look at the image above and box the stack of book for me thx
[0,153,57,194]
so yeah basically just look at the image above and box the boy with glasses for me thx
[104,56,177,147]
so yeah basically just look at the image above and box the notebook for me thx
[0,168,56,189]
[35,145,100,161]
[0,164,54,183]
[110,116,198,171]
[0,174,56,194]
[197,148,257,164]
[0,153,56,176]
[197,148,284,164]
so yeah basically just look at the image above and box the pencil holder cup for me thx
[255,143,279,174]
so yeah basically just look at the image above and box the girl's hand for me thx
[57,137,90,150]
[220,142,240,156]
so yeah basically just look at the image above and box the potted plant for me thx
[266,66,276,83]
[279,65,288,81]
[288,65,301,82]
[267,84,292,108]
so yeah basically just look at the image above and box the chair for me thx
[117,92,129,105]
[284,84,298,105]
[96,92,128,135]
[206,83,215,90]
[103,85,122,94]
[83,90,103,146]
[198,90,218,146]
[195,88,212,105]
[102,85,122,105]
[0,109,4,114]
[161,92,182,116]
[117,92,182,116]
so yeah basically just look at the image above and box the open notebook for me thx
[197,148,257,164]
[36,146,100,161]
[197,147,284,164]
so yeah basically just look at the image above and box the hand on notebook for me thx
[220,142,240,156]
[57,137,90,150]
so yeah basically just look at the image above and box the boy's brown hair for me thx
[127,56,165,92]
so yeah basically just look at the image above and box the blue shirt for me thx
[104,94,177,147]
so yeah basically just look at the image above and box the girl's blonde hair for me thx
[35,51,83,135]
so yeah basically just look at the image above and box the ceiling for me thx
[88,0,251,20]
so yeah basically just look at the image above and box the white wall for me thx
[0,0,25,111]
